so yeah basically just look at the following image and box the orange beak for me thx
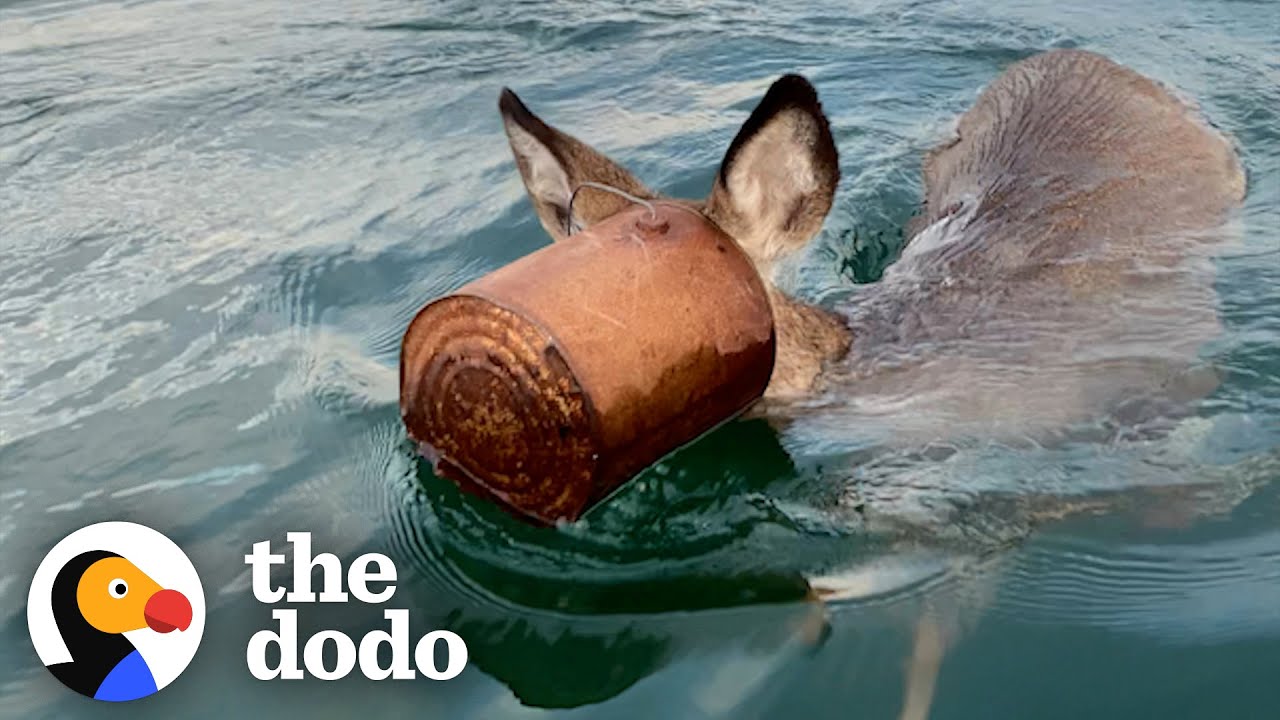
[144,588,192,633]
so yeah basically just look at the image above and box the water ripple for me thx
[0,0,1278,714]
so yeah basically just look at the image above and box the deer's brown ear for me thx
[706,75,839,271]
[499,89,653,242]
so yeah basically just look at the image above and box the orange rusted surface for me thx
[400,203,775,524]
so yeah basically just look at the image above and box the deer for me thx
[496,48,1247,720]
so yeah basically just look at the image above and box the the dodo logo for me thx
[27,522,205,702]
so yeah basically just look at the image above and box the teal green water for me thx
[2,0,1279,717]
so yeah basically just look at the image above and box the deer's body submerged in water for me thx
[497,49,1246,719]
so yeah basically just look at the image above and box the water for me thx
[2,0,1278,717]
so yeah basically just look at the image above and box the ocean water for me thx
[1,0,1278,717]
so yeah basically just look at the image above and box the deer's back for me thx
[819,50,1246,441]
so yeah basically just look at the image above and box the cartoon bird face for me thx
[75,557,192,635]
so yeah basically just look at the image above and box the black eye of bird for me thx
[109,579,128,599]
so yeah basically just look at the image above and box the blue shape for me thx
[94,650,159,702]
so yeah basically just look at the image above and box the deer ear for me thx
[499,89,653,242]
[705,75,839,270]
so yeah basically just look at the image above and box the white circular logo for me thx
[27,521,206,702]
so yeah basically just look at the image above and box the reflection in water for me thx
[386,418,826,707]
[403,418,808,607]
[456,615,673,708]
[409,568,830,711]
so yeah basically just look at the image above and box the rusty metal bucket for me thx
[400,203,775,525]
